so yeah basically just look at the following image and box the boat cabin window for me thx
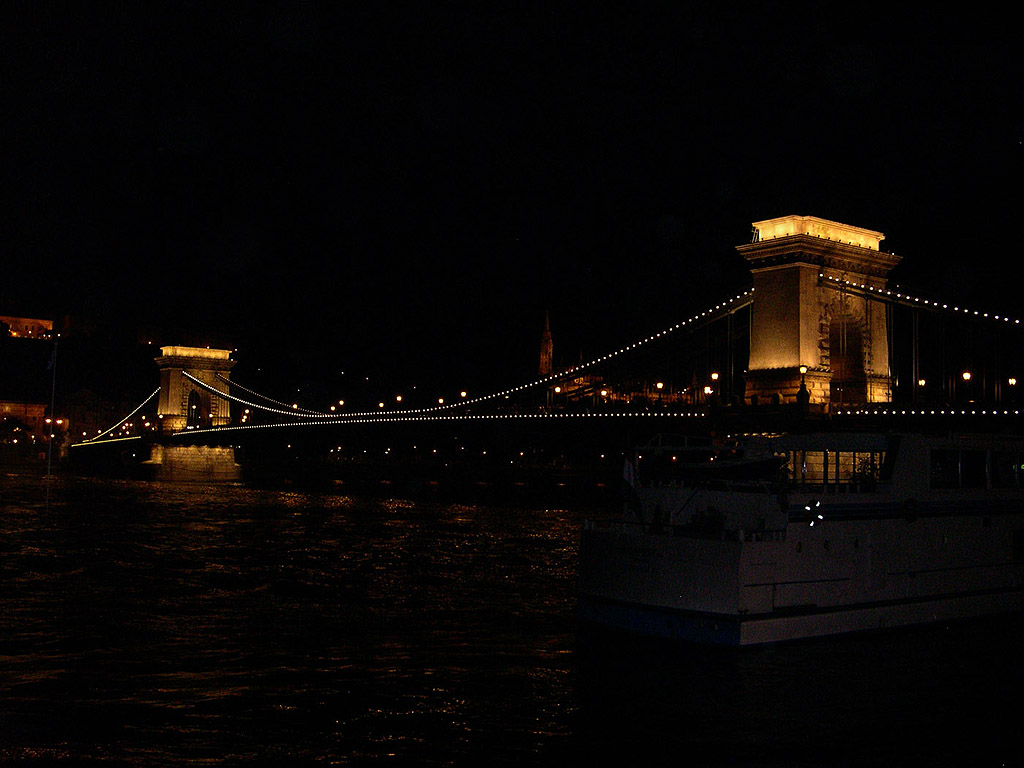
[931,448,1022,490]
[992,451,1022,488]
[961,451,987,489]
[784,449,885,492]
[930,450,960,489]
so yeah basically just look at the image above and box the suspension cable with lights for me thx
[74,387,161,445]
[312,288,756,420]
[183,372,336,419]
[214,373,330,416]
[198,289,756,425]
[454,289,754,409]
[168,408,709,439]
[178,289,753,432]
[819,273,1023,327]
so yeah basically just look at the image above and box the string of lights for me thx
[168,408,709,439]
[835,408,1021,417]
[170,289,751,433]
[69,435,144,448]
[182,372,334,419]
[445,289,755,412]
[203,288,757,425]
[820,274,1023,326]
[286,288,755,421]
[76,387,161,445]
[214,373,329,415]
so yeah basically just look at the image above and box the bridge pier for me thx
[146,345,240,481]
[144,443,241,483]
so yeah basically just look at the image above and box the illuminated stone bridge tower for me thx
[736,215,902,407]
[154,346,236,433]
[148,345,239,481]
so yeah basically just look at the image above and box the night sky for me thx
[2,5,1020,402]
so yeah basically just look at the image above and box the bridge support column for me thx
[145,444,241,482]
[736,216,901,409]
[153,346,236,433]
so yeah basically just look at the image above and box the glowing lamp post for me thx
[797,366,810,409]
[959,370,973,404]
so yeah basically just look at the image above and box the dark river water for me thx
[2,472,1022,766]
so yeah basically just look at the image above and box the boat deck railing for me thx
[584,518,787,543]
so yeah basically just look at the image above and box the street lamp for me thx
[797,366,809,408]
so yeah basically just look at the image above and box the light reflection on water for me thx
[2,472,1022,766]
[1,474,582,766]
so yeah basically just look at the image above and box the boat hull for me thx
[578,587,1024,646]
[578,510,1024,645]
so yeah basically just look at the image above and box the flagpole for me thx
[45,337,57,511]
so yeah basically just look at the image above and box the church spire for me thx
[539,310,553,377]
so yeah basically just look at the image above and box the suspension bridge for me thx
[68,216,1024,487]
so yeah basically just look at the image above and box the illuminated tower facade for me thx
[154,346,236,433]
[736,215,901,407]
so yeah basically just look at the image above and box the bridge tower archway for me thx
[153,346,236,433]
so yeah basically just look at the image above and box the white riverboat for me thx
[578,431,1024,645]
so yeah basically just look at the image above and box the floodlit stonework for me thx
[154,346,235,433]
[737,215,901,407]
